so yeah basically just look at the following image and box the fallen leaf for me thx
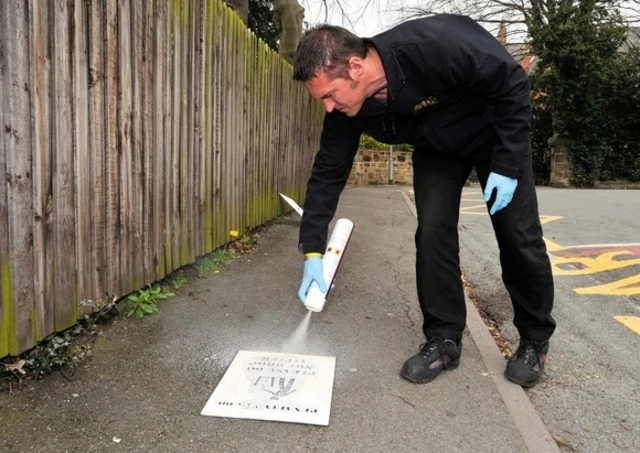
[552,433,577,451]
[3,360,26,375]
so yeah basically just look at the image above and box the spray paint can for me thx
[304,218,355,312]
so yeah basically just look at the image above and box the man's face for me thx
[304,68,367,117]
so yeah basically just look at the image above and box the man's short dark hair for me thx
[293,25,368,82]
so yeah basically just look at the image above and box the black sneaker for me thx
[400,337,461,384]
[504,339,549,388]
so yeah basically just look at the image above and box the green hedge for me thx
[529,7,640,186]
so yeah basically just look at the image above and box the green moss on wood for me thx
[1,256,15,356]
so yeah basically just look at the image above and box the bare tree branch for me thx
[394,0,639,42]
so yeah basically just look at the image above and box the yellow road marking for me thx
[460,204,487,212]
[540,215,564,225]
[544,238,565,252]
[614,316,640,336]
[552,251,640,276]
[575,274,640,296]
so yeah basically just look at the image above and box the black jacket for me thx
[299,14,532,254]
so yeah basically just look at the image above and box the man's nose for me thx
[322,99,335,113]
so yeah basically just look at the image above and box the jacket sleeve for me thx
[437,16,531,178]
[299,112,361,254]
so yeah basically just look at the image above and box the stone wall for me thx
[348,149,413,185]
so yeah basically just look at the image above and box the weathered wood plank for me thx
[153,0,167,278]
[237,15,245,233]
[74,0,92,306]
[238,15,247,232]
[265,44,272,221]
[259,42,267,223]
[228,12,238,237]
[0,0,14,357]
[179,0,191,266]
[228,9,236,238]
[88,0,107,300]
[245,33,255,228]
[253,34,260,227]
[141,0,155,282]
[276,57,285,212]
[169,0,181,272]
[163,0,175,274]
[267,46,276,219]
[130,0,145,288]
[118,0,134,293]
[187,0,197,261]
[212,0,223,248]
[203,0,214,252]
[30,0,55,340]
[104,0,121,296]
[256,39,263,225]
[194,0,205,258]
[53,0,77,331]
[4,0,35,354]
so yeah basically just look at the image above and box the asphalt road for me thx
[458,187,640,453]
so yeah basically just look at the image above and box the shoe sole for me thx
[503,370,538,388]
[400,359,460,384]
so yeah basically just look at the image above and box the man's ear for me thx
[347,56,365,80]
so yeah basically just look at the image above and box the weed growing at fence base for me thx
[194,248,235,276]
[80,294,119,324]
[194,229,260,276]
[0,295,119,384]
[123,284,175,319]
[0,331,91,385]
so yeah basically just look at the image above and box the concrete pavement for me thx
[1,186,559,453]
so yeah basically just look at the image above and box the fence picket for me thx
[104,0,121,297]
[52,0,78,332]
[0,0,9,357]
[31,0,55,340]
[75,0,92,306]
[88,0,108,301]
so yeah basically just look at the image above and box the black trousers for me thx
[412,147,556,343]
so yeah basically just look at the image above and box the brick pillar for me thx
[549,134,571,187]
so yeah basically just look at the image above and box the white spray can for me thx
[304,218,355,312]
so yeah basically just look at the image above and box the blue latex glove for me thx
[298,257,327,303]
[483,172,518,215]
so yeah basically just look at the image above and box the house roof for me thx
[504,42,539,74]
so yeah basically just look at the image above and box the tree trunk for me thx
[274,0,304,64]
[224,0,249,24]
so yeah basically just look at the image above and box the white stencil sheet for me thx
[201,350,336,426]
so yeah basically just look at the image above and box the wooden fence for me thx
[0,0,324,358]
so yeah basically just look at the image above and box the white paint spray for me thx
[277,193,354,352]
[281,311,312,353]
[304,218,355,312]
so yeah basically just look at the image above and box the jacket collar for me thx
[363,37,406,105]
